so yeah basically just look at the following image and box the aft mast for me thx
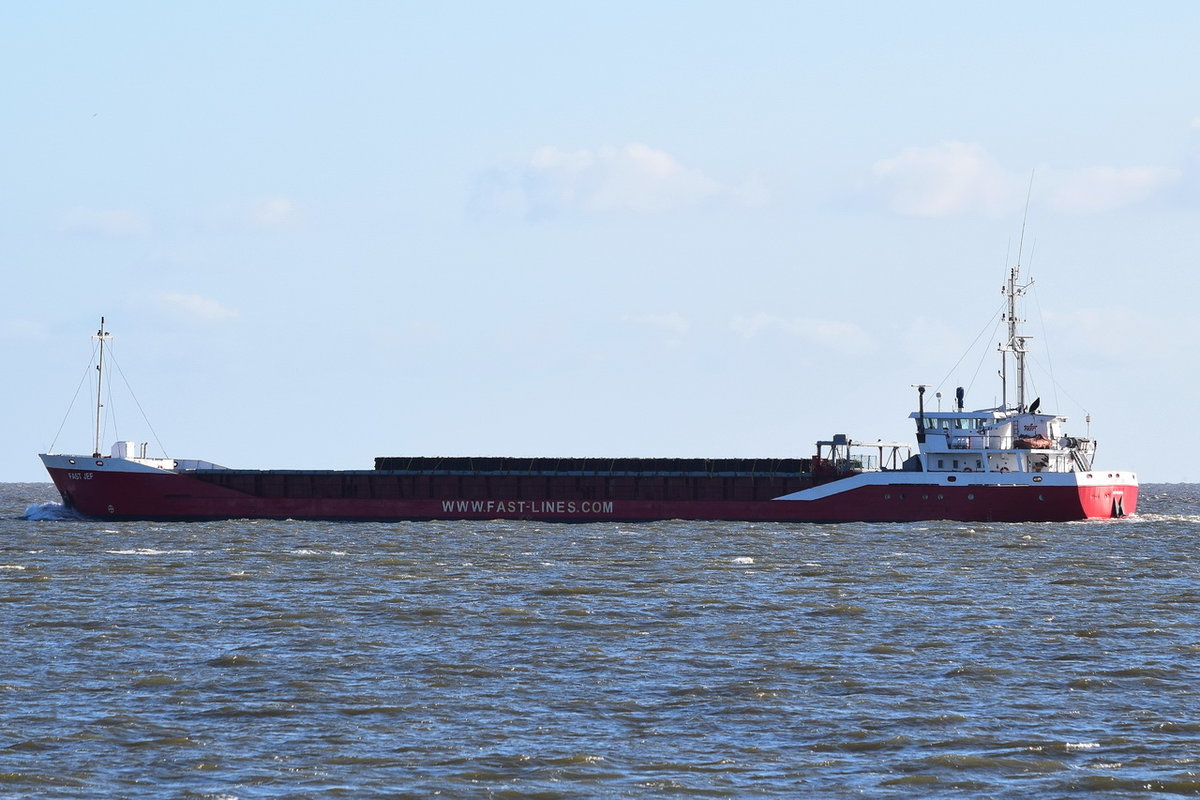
[1001,264,1033,412]
[93,317,110,458]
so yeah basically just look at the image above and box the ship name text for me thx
[441,499,615,515]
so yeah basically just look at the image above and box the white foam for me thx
[106,549,195,556]
[732,556,754,565]
[20,502,88,521]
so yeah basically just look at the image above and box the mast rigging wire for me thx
[932,301,1005,400]
[46,340,100,454]
[106,341,170,459]
[44,331,169,459]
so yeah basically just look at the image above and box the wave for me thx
[1124,512,1200,526]
[106,548,195,556]
[20,502,90,521]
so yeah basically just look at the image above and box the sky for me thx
[4,1,1199,483]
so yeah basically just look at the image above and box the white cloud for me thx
[870,141,1018,217]
[871,141,1179,216]
[61,207,150,237]
[475,143,723,218]
[161,292,238,320]
[1044,167,1179,213]
[730,313,873,355]
[246,196,303,228]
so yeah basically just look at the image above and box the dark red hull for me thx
[41,461,1138,523]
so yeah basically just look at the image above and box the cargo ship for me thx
[39,263,1137,523]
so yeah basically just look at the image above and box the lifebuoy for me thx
[963,467,972,472]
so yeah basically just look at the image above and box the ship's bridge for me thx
[908,408,1095,474]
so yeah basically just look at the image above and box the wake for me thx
[21,502,90,521]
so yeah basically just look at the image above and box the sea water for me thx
[3,483,1199,798]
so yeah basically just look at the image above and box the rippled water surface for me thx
[4,483,1199,798]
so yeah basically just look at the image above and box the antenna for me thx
[1000,173,1036,411]
[1016,173,1033,269]
[93,317,111,458]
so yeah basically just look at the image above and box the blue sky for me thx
[4,2,1198,482]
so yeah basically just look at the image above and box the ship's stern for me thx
[1076,471,1138,518]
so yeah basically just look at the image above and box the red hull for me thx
[42,464,1138,523]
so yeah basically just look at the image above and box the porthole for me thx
[95,460,104,467]
[1032,475,1043,483]
[68,458,76,465]
[947,475,957,483]
[937,494,944,501]
[884,493,892,500]
[922,494,929,501]
[967,493,975,500]
[1038,494,1045,501]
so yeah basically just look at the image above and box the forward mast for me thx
[93,317,111,458]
